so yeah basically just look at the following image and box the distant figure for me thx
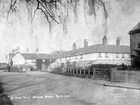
[7,59,13,72]
[7,63,10,72]
[30,67,33,71]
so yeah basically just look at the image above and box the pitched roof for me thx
[129,22,140,35]
[56,44,130,58]
[9,44,130,60]
[9,53,56,60]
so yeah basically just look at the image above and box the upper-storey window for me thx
[122,54,125,58]
[105,53,109,58]
[80,54,83,59]
[116,53,119,58]
[98,53,102,58]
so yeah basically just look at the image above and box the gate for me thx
[93,68,111,80]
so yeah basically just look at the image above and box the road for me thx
[0,71,140,105]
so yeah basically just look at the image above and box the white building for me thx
[9,36,130,71]
[54,36,131,68]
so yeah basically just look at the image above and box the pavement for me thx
[0,71,140,105]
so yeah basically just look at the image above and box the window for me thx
[116,53,119,58]
[31,59,36,63]
[98,53,102,58]
[80,54,83,59]
[122,54,124,58]
[75,56,78,60]
[138,43,140,48]
[105,53,109,58]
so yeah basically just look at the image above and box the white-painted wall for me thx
[12,53,26,66]
[54,52,131,66]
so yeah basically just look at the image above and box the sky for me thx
[0,0,140,62]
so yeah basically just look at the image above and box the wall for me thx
[111,68,140,83]
[96,53,130,65]
[12,53,26,66]
[55,52,130,66]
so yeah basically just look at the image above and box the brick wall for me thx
[111,68,140,83]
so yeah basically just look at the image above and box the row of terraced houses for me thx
[9,35,131,71]
[8,22,140,71]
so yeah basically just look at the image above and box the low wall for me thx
[111,68,140,83]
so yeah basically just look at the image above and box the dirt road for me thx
[0,71,140,105]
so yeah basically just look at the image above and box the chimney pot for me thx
[116,37,120,46]
[73,43,76,50]
[84,39,88,47]
[103,36,107,45]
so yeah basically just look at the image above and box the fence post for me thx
[73,69,75,74]
[110,68,117,82]
[80,68,82,75]
[93,68,96,78]
[84,69,86,75]
[70,69,72,74]
[69,69,70,74]
[88,68,90,75]
[76,68,78,74]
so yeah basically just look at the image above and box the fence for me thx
[66,67,111,80]
[51,66,140,84]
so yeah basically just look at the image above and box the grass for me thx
[0,81,13,105]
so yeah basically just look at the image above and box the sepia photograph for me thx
[0,0,140,105]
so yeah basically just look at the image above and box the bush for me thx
[0,82,13,105]
[0,94,13,105]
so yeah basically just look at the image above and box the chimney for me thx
[73,43,76,50]
[12,46,20,53]
[26,48,29,53]
[116,37,120,46]
[102,36,107,45]
[36,48,39,55]
[84,39,88,48]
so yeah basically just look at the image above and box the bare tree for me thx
[7,0,108,33]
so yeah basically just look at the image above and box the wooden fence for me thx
[66,67,111,80]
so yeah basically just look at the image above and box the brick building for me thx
[129,22,140,68]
